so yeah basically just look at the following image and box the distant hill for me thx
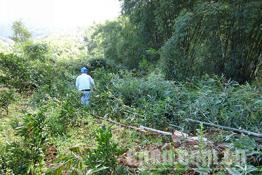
[0,21,51,40]
[0,36,13,44]
[0,23,84,41]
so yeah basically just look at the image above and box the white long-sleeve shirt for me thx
[75,74,95,91]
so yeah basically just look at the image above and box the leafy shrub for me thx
[49,145,89,174]
[112,72,174,106]
[0,143,33,175]
[50,126,119,174]
[138,97,175,129]
[0,53,31,90]
[0,52,53,91]
[0,110,48,174]
[23,42,49,61]
[0,87,87,173]
[0,143,46,175]
[17,110,48,149]
[45,94,82,136]
[88,58,109,69]
[0,88,15,115]
[85,126,119,174]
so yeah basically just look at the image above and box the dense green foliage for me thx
[85,126,119,174]
[0,88,15,115]
[0,50,52,91]
[88,0,261,83]
[86,17,146,69]
[90,69,262,132]
[159,0,262,82]
[23,43,49,61]
[1,2,262,174]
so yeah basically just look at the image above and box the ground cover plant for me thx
[1,49,261,174]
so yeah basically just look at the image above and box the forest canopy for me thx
[87,0,262,83]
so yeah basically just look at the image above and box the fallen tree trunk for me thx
[185,118,262,139]
[139,125,172,136]
[95,115,147,133]
[93,113,174,136]
[92,114,212,144]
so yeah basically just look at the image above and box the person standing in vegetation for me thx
[76,67,95,106]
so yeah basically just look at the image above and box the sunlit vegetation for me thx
[0,0,261,174]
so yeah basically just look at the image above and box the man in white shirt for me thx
[75,67,95,106]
